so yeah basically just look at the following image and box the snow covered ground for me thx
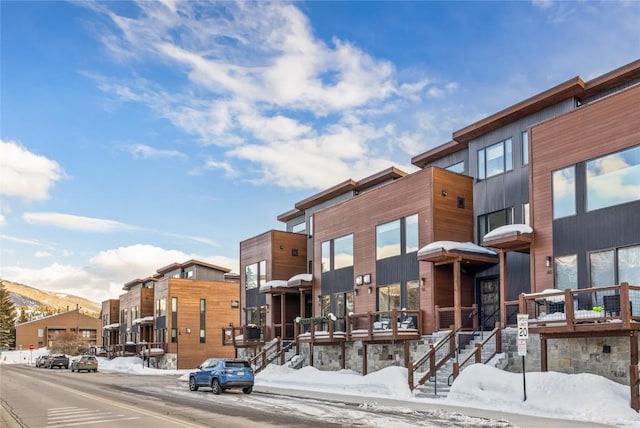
[2,348,640,427]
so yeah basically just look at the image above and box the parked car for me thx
[70,355,98,372]
[48,354,69,369]
[188,358,254,395]
[35,354,51,368]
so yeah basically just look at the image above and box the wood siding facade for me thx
[530,83,640,292]
[15,309,101,351]
[313,167,474,333]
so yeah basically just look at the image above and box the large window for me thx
[590,245,640,287]
[376,219,400,259]
[156,298,166,317]
[523,202,530,225]
[334,291,355,318]
[334,235,354,269]
[478,138,513,179]
[555,254,577,290]
[321,234,354,272]
[406,280,420,310]
[376,215,418,260]
[245,261,266,290]
[478,208,514,243]
[587,146,640,212]
[553,165,576,219]
[378,283,401,312]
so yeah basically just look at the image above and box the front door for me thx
[477,277,499,331]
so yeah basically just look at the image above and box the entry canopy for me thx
[417,240,498,265]
[259,280,288,292]
[482,224,533,252]
[259,274,313,293]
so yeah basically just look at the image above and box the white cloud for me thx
[121,144,187,160]
[0,214,6,227]
[532,0,554,10]
[0,139,66,202]
[80,1,449,190]
[0,234,51,248]
[0,244,239,303]
[22,212,137,233]
[34,251,53,258]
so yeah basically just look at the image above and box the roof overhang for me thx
[482,224,533,253]
[417,241,499,265]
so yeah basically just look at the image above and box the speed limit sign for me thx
[517,314,529,340]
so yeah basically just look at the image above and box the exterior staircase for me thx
[414,331,504,399]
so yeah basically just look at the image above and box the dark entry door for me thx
[477,277,500,331]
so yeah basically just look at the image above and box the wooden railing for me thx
[249,338,297,374]
[631,364,640,411]
[108,342,166,358]
[408,326,458,390]
[222,324,266,347]
[294,309,422,344]
[519,282,640,331]
[435,304,477,331]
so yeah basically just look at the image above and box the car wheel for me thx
[71,367,75,372]
[64,365,68,369]
[211,379,222,395]
[242,386,253,394]
[189,377,198,391]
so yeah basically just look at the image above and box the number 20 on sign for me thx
[517,314,529,340]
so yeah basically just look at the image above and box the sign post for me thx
[29,344,34,365]
[517,314,529,401]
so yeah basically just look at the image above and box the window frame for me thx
[477,138,513,179]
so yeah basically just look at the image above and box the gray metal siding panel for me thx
[425,151,469,174]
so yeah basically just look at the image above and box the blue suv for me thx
[189,358,254,395]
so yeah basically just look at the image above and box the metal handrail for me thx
[408,325,460,390]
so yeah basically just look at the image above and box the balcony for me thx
[517,282,640,335]
[222,324,266,348]
[295,309,423,345]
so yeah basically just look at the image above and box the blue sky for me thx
[1,0,639,304]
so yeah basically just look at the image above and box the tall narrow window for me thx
[553,166,576,219]
[523,202,530,225]
[405,214,419,253]
[200,299,206,344]
[521,131,529,165]
[321,241,331,273]
[406,280,420,310]
[258,260,267,287]
[587,146,640,211]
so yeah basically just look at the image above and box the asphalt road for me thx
[1,364,613,428]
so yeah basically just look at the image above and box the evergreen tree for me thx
[0,283,17,349]
[17,306,29,324]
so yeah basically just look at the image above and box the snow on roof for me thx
[483,224,533,241]
[288,273,312,284]
[259,280,288,291]
[417,241,497,257]
[102,323,120,330]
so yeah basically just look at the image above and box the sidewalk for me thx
[253,385,613,428]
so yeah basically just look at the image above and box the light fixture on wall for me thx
[317,295,322,303]
[363,273,371,284]
[368,286,373,294]
[546,256,552,268]
[420,277,426,289]
[185,328,191,334]
[355,275,363,286]
[441,189,448,197]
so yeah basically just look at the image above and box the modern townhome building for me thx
[232,60,640,406]
[100,259,240,369]
[15,308,101,353]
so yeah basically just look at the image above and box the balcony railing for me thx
[518,282,640,332]
[222,324,266,347]
[295,309,422,344]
